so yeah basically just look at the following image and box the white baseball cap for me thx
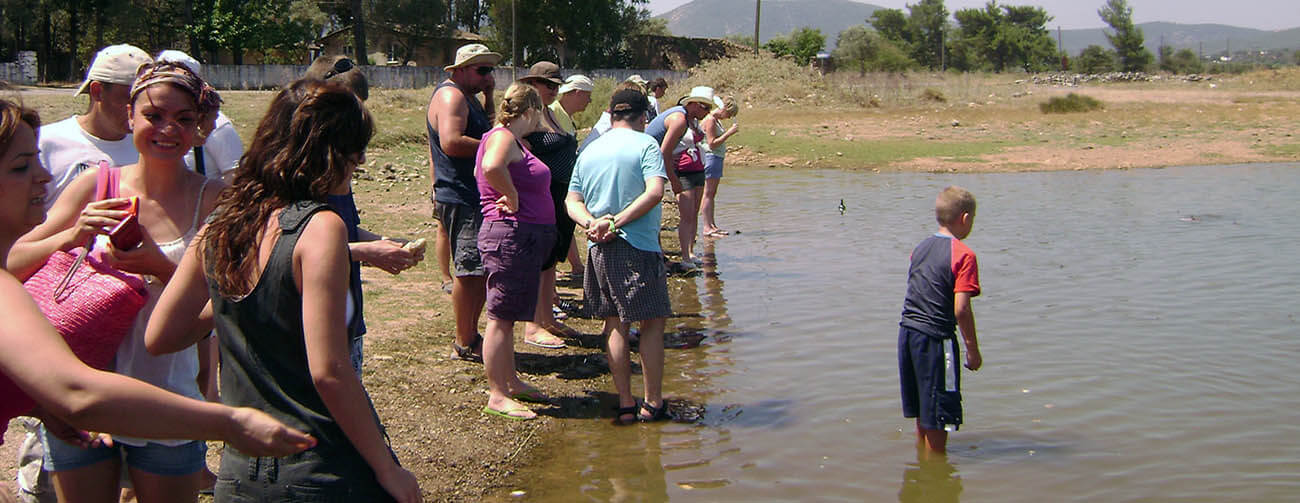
[75,44,152,96]
[559,75,594,94]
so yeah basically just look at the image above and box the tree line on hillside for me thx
[757,0,1294,75]
[0,0,662,82]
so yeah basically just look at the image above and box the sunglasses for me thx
[475,66,495,76]
[323,58,355,79]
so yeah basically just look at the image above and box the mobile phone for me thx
[109,196,142,250]
[109,214,142,250]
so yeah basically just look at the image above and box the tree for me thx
[631,17,671,37]
[952,1,1056,72]
[1098,0,1152,71]
[486,0,647,68]
[1074,44,1114,73]
[764,27,824,65]
[350,0,366,64]
[833,25,914,74]
[1167,48,1202,74]
[453,0,488,33]
[869,0,949,71]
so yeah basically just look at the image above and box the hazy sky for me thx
[646,0,1300,31]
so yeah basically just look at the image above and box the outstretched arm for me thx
[2,273,314,456]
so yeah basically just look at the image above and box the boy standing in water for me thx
[898,186,982,454]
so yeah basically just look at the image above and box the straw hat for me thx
[625,74,649,87]
[559,74,594,94]
[677,86,716,108]
[75,44,152,95]
[520,61,563,85]
[443,43,501,71]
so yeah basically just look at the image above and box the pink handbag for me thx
[20,164,148,371]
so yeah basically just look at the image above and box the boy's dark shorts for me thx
[478,220,556,321]
[434,201,484,277]
[583,238,672,323]
[898,325,963,431]
[678,171,707,191]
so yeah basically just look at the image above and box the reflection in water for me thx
[604,426,669,503]
[899,451,963,503]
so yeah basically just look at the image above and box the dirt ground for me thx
[3,79,1297,502]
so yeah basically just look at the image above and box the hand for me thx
[67,198,131,248]
[34,409,112,449]
[226,407,315,457]
[355,240,419,275]
[377,464,421,503]
[494,194,518,215]
[669,179,683,195]
[964,347,982,371]
[105,233,175,280]
[727,123,740,135]
[586,217,617,243]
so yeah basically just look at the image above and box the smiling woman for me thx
[7,62,232,502]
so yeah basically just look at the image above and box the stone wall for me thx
[0,52,38,86]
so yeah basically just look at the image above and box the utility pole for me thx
[754,0,761,55]
[512,0,517,80]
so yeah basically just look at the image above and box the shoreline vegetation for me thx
[3,56,1298,501]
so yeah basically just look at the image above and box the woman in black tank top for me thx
[144,80,421,503]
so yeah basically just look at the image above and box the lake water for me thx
[498,163,1300,502]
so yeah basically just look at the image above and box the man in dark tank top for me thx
[426,43,499,360]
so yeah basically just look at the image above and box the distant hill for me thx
[1059,22,1300,55]
[657,1,1300,56]
[656,0,883,45]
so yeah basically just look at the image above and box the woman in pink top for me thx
[474,82,556,420]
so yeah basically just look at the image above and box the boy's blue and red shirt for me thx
[900,234,981,338]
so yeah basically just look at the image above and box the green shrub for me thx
[1039,93,1104,114]
[919,87,946,102]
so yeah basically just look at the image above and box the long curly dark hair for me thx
[203,79,373,296]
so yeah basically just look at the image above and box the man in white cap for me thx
[551,74,593,136]
[427,43,500,361]
[39,44,151,208]
[154,49,243,182]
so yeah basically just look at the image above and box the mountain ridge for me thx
[655,0,1300,54]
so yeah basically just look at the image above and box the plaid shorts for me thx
[583,238,672,323]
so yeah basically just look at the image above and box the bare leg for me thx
[566,237,582,276]
[916,421,949,454]
[637,317,666,411]
[605,317,637,422]
[452,276,487,348]
[676,188,702,262]
[50,458,122,503]
[483,319,535,419]
[128,467,200,503]
[524,268,570,346]
[700,177,721,235]
[435,221,452,288]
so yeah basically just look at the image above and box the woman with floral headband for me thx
[11,61,227,503]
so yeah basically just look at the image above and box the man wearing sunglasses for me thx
[427,43,500,361]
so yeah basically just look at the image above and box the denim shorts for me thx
[703,153,724,179]
[478,219,556,321]
[41,427,206,476]
[434,201,484,277]
[216,445,394,502]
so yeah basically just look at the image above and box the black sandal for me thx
[613,405,639,425]
[450,333,483,362]
[638,401,671,423]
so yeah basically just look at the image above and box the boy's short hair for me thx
[935,186,976,225]
[304,55,368,101]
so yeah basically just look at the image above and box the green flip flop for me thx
[482,405,536,421]
[510,385,550,404]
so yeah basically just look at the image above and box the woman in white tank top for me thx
[11,61,226,503]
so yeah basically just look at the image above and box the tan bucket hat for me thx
[444,43,502,71]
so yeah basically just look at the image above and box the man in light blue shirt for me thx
[566,88,674,423]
